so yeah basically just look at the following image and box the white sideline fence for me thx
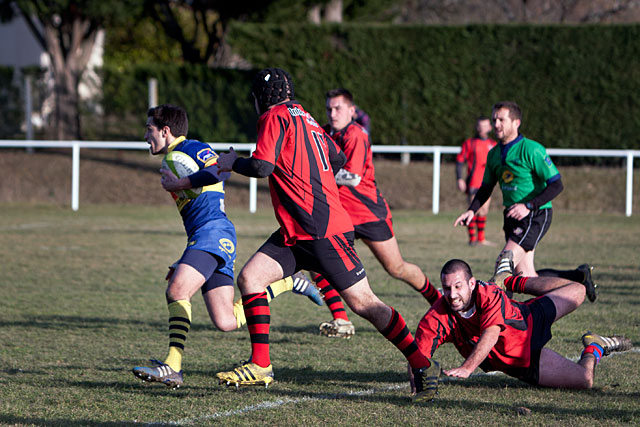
[1,140,639,217]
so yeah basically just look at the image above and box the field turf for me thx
[0,205,638,426]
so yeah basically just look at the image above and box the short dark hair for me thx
[492,101,522,122]
[325,88,354,105]
[441,259,473,281]
[147,104,188,137]
[476,115,490,123]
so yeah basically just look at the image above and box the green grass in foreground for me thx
[0,204,638,426]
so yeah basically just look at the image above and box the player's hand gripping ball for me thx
[161,151,202,199]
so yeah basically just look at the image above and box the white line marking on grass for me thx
[147,383,406,426]
[146,348,640,426]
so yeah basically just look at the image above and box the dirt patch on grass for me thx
[1,148,637,214]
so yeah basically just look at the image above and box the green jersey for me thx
[483,135,560,209]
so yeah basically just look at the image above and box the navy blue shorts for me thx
[178,249,234,294]
[503,208,553,252]
[258,230,366,292]
[503,295,557,385]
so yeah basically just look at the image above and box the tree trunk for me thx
[324,0,343,22]
[308,4,322,24]
[41,17,97,140]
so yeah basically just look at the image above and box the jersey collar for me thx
[167,136,186,153]
[500,134,523,164]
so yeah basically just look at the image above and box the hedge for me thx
[226,23,640,149]
[6,24,640,150]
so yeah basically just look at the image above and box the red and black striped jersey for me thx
[456,137,497,189]
[252,102,353,245]
[414,282,535,372]
[325,121,391,226]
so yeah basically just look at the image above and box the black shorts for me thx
[503,295,557,385]
[258,230,367,292]
[178,249,234,294]
[354,218,394,241]
[503,208,552,252]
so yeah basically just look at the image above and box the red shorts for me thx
[258,229,367,291]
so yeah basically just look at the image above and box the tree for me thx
[145,0,281,67]
[0,0,142,140]
[393,0,640,24]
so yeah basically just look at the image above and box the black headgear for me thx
[252,68,295,113]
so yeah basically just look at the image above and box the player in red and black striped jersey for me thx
[312,89,440,337]
[214,69,438,396]
[410,259,630,392]
[455,117,497,246]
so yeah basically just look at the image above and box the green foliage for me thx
[226,23,640,149]
[100,63,257,141]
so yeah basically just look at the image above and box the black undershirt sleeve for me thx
[468,183,495,213]
[188,165,220,188]
[455,162,465,181]
[330,151,347,176]
[232,157,275,178]
[527,177,563,210]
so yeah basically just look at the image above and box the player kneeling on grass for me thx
[409,257,632,399]
[131,104,323,389]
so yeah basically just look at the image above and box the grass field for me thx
[1,205,639,426]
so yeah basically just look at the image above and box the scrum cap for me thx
[252,68,294,112]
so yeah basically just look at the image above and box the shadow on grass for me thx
[0,416,141,427]
[0,314,224,332]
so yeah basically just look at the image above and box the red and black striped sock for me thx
[418,276,441,305]
[467,217,477,242]
[313,273,349,321]
[380,307,430,369]
[243,292,271,368]
[476,215,487,241]
[504,275,528,294]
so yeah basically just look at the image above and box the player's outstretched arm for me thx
[454,210,475,227]
[217,147,239,172]
[444,325,500,378]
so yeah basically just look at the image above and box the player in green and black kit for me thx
[455,102,567,278]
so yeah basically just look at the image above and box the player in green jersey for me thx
[454,101,564,278]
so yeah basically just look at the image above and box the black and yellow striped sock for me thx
[164,300,191,372]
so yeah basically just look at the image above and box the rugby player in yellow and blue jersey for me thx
[132,104,323,389]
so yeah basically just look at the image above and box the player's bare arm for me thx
[444,325,501,378]
[160,168,191,192]
[217,147,238,172]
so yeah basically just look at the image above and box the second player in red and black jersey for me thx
[311,89,441,340]
[323,119,391,228]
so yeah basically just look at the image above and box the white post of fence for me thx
[432,147,441,214]
[626,151,633,217]
[249,146,257,213]
[71,142,80,211]
[24,76,34,153]
[148,78,158,109]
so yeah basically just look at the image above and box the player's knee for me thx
[568,282,586,306]
[384,261,406,279]
[213,317,237,332]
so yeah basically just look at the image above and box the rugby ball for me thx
[161,151,202,199]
